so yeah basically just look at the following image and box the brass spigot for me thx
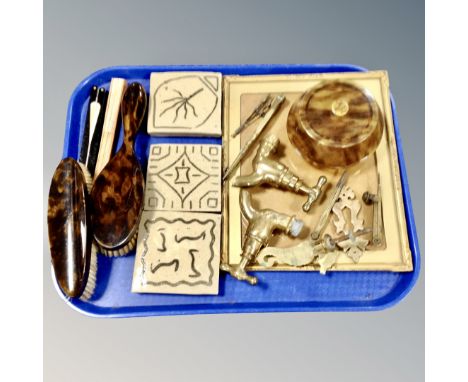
[220,190,304,285]
[233,135,327,212]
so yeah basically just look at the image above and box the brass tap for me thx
[233,136,327,212]
[220,189,304,285]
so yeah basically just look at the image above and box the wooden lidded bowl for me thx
[287,81,384,168]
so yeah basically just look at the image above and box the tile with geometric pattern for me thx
[144,143,222,212]
[132,210,221,295]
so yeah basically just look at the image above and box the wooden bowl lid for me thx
[287,81,384,168]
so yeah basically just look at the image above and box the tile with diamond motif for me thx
[144,143,222,212]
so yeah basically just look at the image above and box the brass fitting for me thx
[220,190,304,285]
[233,136,327,212]
[221,190,304,285]
[362,187,384,247]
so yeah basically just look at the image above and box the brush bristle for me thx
[99,231,137,257]
[78,162,93,193]
[80,244,98,301]
[76,163,95,301]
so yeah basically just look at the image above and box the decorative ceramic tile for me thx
[148,71,222,136]
[144,144,222,212]
[132,210,221,295]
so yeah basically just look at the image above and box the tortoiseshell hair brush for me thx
[90,82,147,256]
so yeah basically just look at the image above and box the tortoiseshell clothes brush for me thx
[47,85,106,300]
[90,82,147,256]
[48,158,97,300]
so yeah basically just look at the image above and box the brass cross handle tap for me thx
[220,190,304,285]
[233,135,327,212]
[302,175,328,212]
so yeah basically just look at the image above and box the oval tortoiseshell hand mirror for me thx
[91,82,147,256]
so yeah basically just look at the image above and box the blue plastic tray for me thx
[57,64,420,317]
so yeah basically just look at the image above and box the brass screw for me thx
[362,191,379,205]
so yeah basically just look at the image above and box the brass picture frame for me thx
[222,71,412,272]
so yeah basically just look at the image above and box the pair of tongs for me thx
[230,94,275,138]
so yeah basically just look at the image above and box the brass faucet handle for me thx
[303,175,328,212]
[316,175,328,190]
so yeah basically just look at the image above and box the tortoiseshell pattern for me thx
[48,158,91,298]
[91,83,147,253]
[287,81,384,168]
